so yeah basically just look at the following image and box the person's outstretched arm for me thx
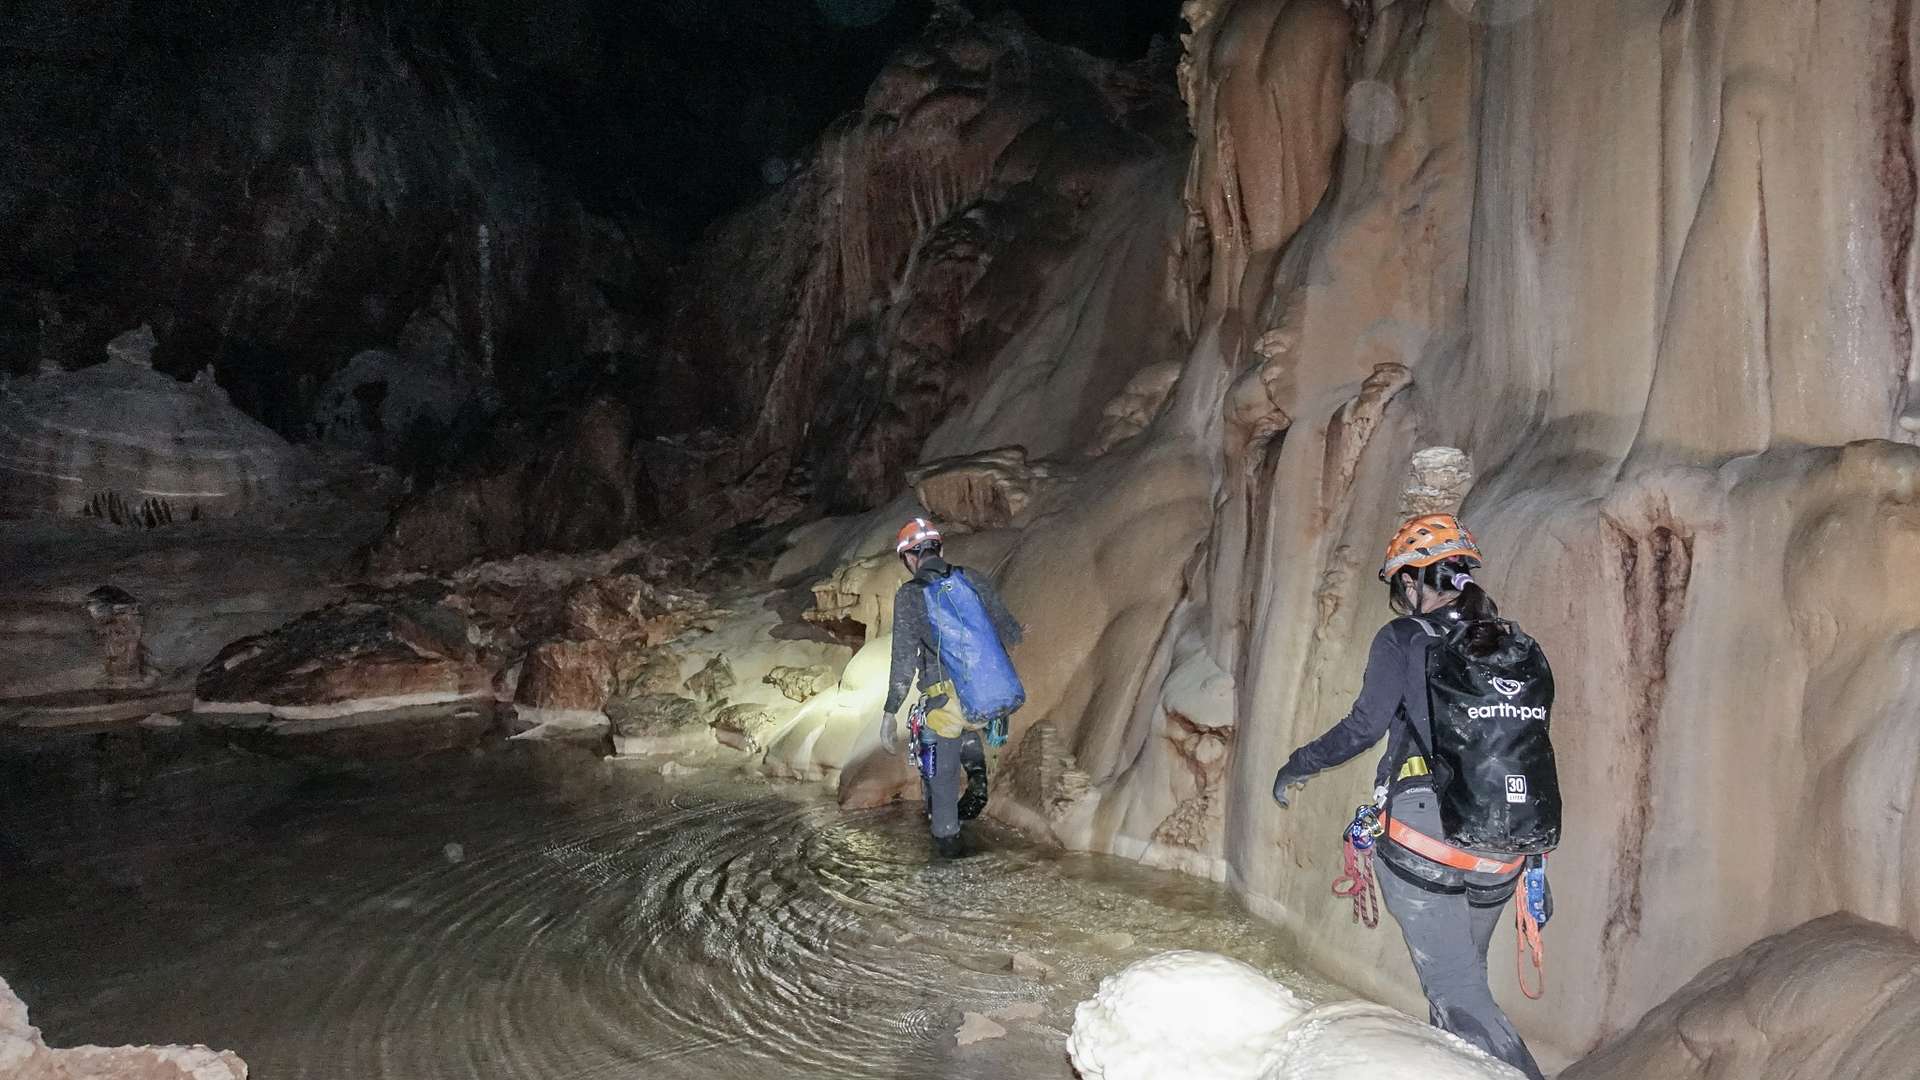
[1278,623,1407,782]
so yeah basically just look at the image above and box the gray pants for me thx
[1376,785,1546,1080]
[920,728,985,839]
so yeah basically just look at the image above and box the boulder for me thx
[1,974,247,1079]
[710,702,780,753]
[1563,915,1920,1080]
[764,664,836,703]
[608,694,710,755]
[194,598,489,720]
[513,640,622,724]
[558,574,678,644]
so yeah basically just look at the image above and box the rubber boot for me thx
[934,833,966,859]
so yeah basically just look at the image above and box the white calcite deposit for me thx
[1067,951,1521,1080]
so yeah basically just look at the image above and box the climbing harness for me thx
[1383,814,1525,876]
[1331,804,1385,929]
[906,701,935,786]
[1515,856,1549,999]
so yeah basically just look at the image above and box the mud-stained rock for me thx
[194,598,488,720]
[514,640,622,721]
[82,585,148,685]
[559,575,674,644]
[1399,446,1474,517]
[608,694,709,755]
[2,973,248,1079]
[805,554,909,641]
[711,702,779,753]
[907,446,1056,529]
[0,338,299,523]
[1091,362,1184,457]
[999,720,1093,824]
[764,664,836,703]
[1563,915,1920,1080]
[683,654,737,703]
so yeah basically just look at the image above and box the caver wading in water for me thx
[1272,514,1559,1080]
[878,518,1026,858]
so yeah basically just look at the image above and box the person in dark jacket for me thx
[1271,513,1547,1080]
[879,517,1024,857]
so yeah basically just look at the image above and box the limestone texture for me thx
[676,0,1920,1067]
[0,347,299,522]
[1563,915,1920,1080]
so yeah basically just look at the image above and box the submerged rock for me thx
[955,1012,1007,1046]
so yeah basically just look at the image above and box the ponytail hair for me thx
[1387,556,1503,655]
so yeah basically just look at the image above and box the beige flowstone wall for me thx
[732,0,1920,1068]
[651,0,1920,1069]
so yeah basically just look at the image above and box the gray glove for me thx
[880,711,899,753]
[1272,764,1310,809]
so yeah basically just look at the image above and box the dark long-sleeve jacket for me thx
[883,557,1023,715]
[1283,611,1455,789]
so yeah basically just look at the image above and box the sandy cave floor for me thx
[0,730,1345,1079]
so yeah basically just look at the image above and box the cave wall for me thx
[752,0,1920,1066]
[0,0,668,434]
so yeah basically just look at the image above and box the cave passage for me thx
[0,732,1333,1079]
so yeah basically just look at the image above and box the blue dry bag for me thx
[923,569,1025,725]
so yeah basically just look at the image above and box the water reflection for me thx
[0,736,1329,1079]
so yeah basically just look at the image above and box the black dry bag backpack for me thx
[1415,617,1562,854]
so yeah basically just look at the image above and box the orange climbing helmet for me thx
[895,517,943,555]
[1379,513,1481,582]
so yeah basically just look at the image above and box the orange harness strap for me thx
[1382,815,1525,876]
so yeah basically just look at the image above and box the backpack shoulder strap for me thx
[1401,617,1441,760]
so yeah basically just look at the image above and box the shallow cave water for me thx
[0,730,1335,1079]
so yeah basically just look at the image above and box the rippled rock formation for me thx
[1564,915,1920,1080]
[0,343,298,523]
[1,975,247,1079]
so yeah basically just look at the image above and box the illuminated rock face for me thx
[0,348,298,523]
[723,0,1920,1068]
